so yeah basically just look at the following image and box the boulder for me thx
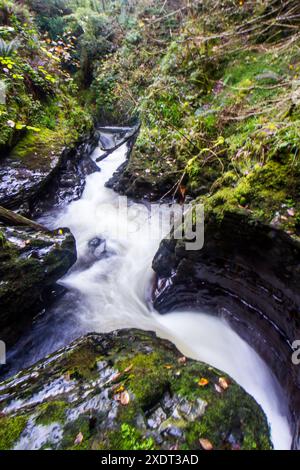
[0,211,76,346]
[0,130,99,215]
[0,330,272,450]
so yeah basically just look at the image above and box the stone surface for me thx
[0,131,99,215]
[152,209,300,449]
[0,223,76,346]
[0,330,272,450]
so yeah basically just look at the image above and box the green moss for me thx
[0,415,28,450]
[116,352,171,409]
[63,344,99,380]
[36,401,67,426]
[108,423,155,451]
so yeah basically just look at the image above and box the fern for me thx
[0,38,19,57]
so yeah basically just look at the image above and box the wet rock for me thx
[0,131,99,216]
[0,330,272,450]
[152,209,300,449]
[31,135,99,217]
[0,221,76,346]
[88,238,107,259]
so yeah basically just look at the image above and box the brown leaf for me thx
[199,438,213,451]
[178,356,187,365]
[110,372,122,383]
[124,364,133,374]
[120,390,130,406]
[219,377,229,390]
[74,432,84,446]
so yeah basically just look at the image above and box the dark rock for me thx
[31,135,100,217]
[0,330,272,450]
[152,209,300,449]
[0,131,99,216]
[0,223,76,347]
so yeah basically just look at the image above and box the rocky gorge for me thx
[1,0,300,454]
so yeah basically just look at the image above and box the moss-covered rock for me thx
[0,212,76,346]
[0,330,272,450]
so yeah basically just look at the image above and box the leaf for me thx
[74,432,84,446]
[26,126,41,132]
[219,377,229,390]
[124,364,133,373]
[214,384,223,394]
[15,123,26,130]
[120,390,130,406]
[179,185,187,202]
[199,438,213,451]
[198,378,209,387]
[178,356,187,365]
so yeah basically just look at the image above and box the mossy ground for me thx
[94,2,300,236]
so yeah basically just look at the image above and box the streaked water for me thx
[6,141,292,449]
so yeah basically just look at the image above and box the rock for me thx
[0,330,272,450]
[255,71,281,82]
[0,131,99,216]
[31,136,100,217]
[152,208,300,449]
[88,238,107,259]
[0,220,76,346]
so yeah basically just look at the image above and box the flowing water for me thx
[6,140,292,449]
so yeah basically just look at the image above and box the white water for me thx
[9,141,292,449]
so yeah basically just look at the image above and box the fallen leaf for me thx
[124,364,133,373]
[287,208,295,217]
[120,390,130,406]
[199,438,213,451]
[214,384,223,394]
[110,372,122,383]
[198,378,209,387]
[179,185,187,204]
[219,377,229,390]
[178,356,187,365]
[164,364,173,370]
[74,432,84,446]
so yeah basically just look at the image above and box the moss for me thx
[63,344,99,380]
[116,352,171,409]
[60,415,92,450]
[0,415,28,450]
[108,423,155,451]
[36,401,67,426]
